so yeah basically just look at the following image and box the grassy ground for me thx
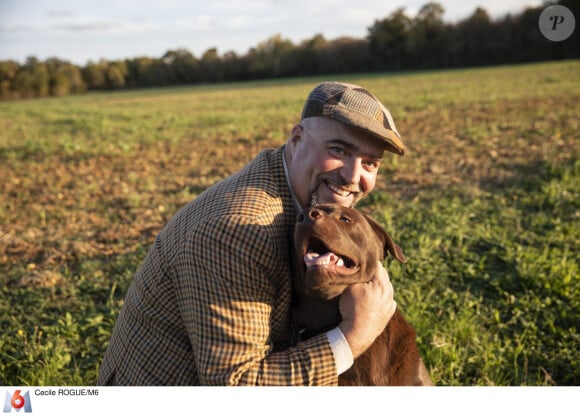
[0,60,578,385]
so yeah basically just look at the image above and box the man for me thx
[97,81,406,385]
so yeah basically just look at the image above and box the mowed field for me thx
[0,60,578,386]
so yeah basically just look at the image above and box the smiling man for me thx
[98,82,406,385]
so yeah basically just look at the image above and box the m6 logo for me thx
[3,391,32,413]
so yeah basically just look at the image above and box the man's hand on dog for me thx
[338,261,397,359]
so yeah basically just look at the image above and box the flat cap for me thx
[301,82,405,155]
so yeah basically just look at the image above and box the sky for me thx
[0,0,544,66]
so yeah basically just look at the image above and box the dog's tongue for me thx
[304,252,344,268]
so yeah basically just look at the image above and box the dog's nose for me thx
[308,208,322,221]
[297,207,324,224]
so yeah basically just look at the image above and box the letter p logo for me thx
[550,15,565,30]
[3,391,32,413]
[539,5,576,41]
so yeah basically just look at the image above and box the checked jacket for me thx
[97,146,339,385]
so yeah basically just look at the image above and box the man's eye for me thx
[364,160,380,170]
[329,146,347,156]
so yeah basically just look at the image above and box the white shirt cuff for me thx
[326,327,354,375]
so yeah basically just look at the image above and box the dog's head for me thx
[292,204,407,301]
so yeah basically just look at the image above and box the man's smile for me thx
[324,180,354,197]
[312,178,363,206]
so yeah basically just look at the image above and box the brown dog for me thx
[291,204,433,386]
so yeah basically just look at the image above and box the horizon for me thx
[0,0,543,66]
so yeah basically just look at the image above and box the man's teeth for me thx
[326,182,351,197]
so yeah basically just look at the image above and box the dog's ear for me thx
[363,214,408,263]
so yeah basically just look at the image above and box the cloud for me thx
[175,14,265,33]
[53,21,116,31]
[175,15,216,31]
[52,18,159,34]
[0,23,35,32]
[206,0,274,14]
[47,9,76,18]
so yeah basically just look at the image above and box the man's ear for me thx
[289,124,304,147]
[363,213,408,263]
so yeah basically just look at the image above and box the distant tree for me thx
[222,50,249,81]
[450,7,495,65]
[246,34,296,78]
[106,61,128,89]
[162,49,201,83]
[290,34,328,75]
[12,57,50,98]
[200,48,224,82]
[0,60,20,99]
[324,37,371,74]
[512,6,551,62]
[29,57,50,97]
[367,8,412,70]
[416,1,445,23]
[83,61,107,90]
[408,2,449,68]
[48,59,85,96]
[127,57,158,86]
[13,70,34,98]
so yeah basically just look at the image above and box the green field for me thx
[1,61,578,385]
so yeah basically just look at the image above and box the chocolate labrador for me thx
[292,204,433,386]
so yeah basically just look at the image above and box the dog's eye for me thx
[339,216,352,223]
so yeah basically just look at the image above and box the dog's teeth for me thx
[304,252,342,268]
[304,252,319,267]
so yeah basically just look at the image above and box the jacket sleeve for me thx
[172,214,339,386]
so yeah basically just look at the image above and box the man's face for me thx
[287,116,385,208]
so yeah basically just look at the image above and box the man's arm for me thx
[174,216,339,385]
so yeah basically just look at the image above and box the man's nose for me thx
[340,157,363,185]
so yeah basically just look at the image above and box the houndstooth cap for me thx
[301,82,405,155]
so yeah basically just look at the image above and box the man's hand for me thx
[338,262,396,359]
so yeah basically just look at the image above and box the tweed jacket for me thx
[97,146,339,385]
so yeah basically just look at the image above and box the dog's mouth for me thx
[303,237,358,273]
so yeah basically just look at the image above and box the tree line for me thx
[1,0,577,100]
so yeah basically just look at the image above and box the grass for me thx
[0,60,578,385]
[367,159,579,385]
